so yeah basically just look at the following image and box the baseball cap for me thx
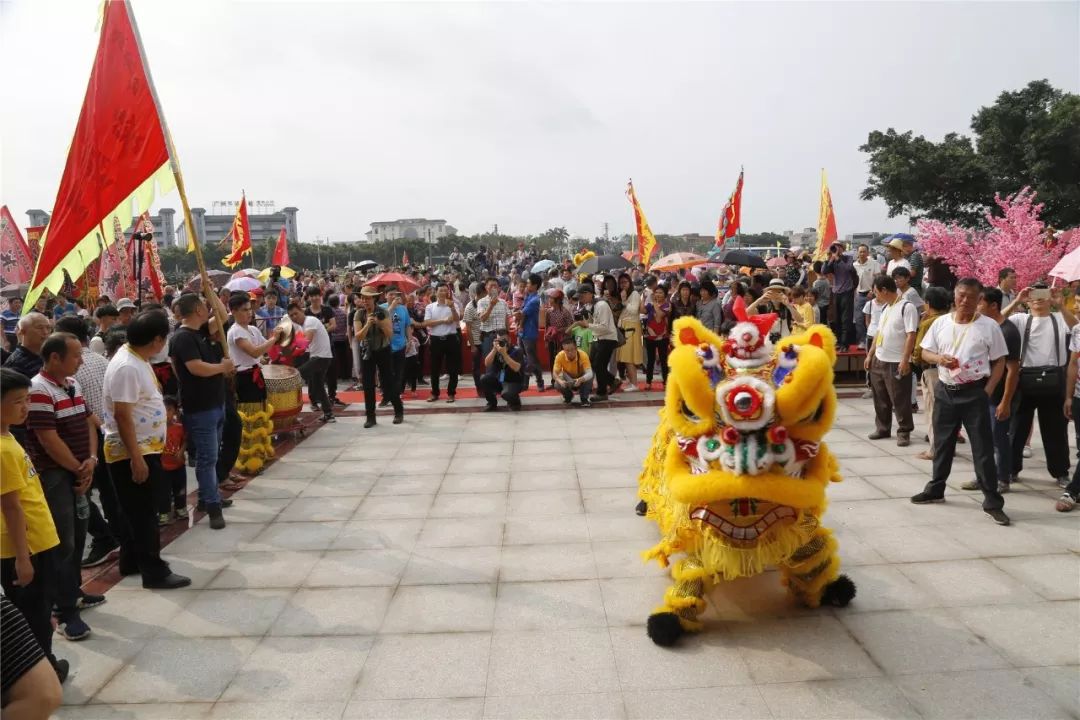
[116,298,136,310]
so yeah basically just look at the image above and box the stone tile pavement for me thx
[54,399,1078,719]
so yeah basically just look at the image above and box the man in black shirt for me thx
[479,328,524,411]
[168,294,234,530]
[958,288,1021,494]
[2,314,50,380]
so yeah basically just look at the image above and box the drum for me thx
[262,364,303,433]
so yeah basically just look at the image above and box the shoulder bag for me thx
[1018,314,1064,398]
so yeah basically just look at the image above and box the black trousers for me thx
[834,289,855,347]
[216,401,242,482]
[109,454,172,580]
[923,381,1005,510]
[429,334,461,398]
[298,355,332,414]
[590,339,619,397]
[644,338,669,384]
[390,349,406,397]
[480,374,522,408]
[0,548,58,664]
[39,469,86,615]
[471,345,484,391]
[1010,387,1070,479]
[363,347,403,419]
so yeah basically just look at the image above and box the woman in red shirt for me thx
[643,286,671,390]
[543,290,573,375]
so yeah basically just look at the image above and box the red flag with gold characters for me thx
[814,169,839,260]
[626,180,659,267]
[271,225,290,266]
[715,169,744,249]
[0,206,35,286]
[222,195,252,268]
[23,0,176,312]
[402,250,410,266]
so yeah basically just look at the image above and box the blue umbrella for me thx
[885,233,915,243]
[531,259,556,274]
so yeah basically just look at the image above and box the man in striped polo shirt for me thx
[26,333,104,642]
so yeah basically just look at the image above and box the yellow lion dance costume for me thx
[638,304,856,646]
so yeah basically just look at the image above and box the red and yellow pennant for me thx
[626,179,658,267]
[715,169,744,249]
[221,194,252,268]
[23,0,176,312]
[814,169,839,260]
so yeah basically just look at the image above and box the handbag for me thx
[615,327,627,348]
[1018,314,1064,398]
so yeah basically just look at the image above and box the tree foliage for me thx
[860,80,1080,228]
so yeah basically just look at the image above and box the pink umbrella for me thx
[1049,235,1080,283]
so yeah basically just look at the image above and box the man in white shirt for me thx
[912,277,1010,526]
[421,284,461,403]
[227,295,283,404]
[891,267,923,316]
[884,238,911,276]
[853,244,880,347]
[476,278,509,357]
[1002,283,1076,489]
[287,302,335,423]
[865,275,920,446]
[576,283,618,401]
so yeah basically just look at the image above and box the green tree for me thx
[860,80,1080,228]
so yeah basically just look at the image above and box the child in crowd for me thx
[403,332,420,398]
[0,368,67,683]
[809,290,822,324]
[158,396,188,526]
[790,287,816,332]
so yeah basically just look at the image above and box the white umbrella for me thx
[1049,232,1080,282]
[231,268,259,279]
[224,276,261,292]
[531,259,556,274]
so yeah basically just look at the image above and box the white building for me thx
[364,219,456,244]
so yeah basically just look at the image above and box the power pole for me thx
[493,223,499,236]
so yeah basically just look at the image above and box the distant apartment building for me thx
[176,206,299,249]
[364,219,457,244]
[26,208,178,250]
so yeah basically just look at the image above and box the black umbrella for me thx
[708,249,768,269]
[575,255,633,276]
[353,260,379,272]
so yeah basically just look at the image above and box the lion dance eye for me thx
[733,391,755,413]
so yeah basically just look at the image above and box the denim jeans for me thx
[183,404,224,506]
[39,468,87,616]
[519,337,543,389]
[855,292,869,346]
[989,396,1013,483]
[556,375,593,403]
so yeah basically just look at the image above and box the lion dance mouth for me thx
[689,500,797,544]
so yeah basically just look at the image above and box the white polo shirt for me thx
[1009,312,1068,368]
[424,302,457,337]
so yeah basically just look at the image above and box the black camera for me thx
[373,308,387,321]
[497,339,508,348]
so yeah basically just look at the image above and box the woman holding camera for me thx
[354,288,404,428]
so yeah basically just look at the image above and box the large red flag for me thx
[715,169,744,249]
[24,0,175,312]
[271,225,290,266]
[0,206,35,287]
[222,195,252,268]
[814,169,839,260]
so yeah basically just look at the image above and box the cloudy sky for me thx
[1,0,1077,244]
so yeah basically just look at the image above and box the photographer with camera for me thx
[479,329,524,411]
[354,288,403,427]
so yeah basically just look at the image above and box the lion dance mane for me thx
[638,303,856,646]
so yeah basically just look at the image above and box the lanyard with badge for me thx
[874,299,903,347]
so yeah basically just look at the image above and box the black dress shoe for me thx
[142,573,192,590]
[364,418,376,428]
[52,658,70,684]
[196,498,233,512]
[392,414,404,425]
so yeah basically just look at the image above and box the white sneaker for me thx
[1022,446,1033,459]
[623,385,639,393]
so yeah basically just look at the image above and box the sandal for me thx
[1055,493,1076,512]
[915,450,934,460]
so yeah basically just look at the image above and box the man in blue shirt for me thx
[378,286,412,407]
[255,291,286,336]
[822,243,859,351]
[51,292,77,320]
[516,273,545,391]
[1,298,21,351]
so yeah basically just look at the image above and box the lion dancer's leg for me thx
[646,557,711,646]
[779,527,856,608]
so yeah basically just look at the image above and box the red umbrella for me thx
[766,256,790,268]
[363,272,419,293]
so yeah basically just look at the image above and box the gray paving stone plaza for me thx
[54,399,1078,719]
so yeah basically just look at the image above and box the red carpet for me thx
[329,383,660,403]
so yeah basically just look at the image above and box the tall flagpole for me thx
[121,0,230,357]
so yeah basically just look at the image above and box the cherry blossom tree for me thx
[916,187,1080,289]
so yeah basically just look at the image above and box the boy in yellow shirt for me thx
[552,336,594,406]
[0,368,66,683]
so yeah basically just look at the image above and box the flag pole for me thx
[122,1,229,357]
